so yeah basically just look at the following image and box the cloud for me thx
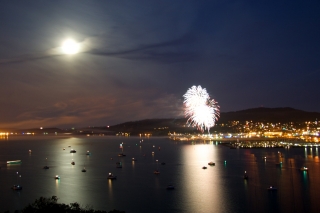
[0,91,184,129]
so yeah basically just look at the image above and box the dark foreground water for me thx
[0,136,320,213]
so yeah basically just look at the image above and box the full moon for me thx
[62,39,80,55]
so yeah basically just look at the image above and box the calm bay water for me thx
[0,136,320,213]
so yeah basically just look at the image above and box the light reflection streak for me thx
[55,179,60,188]
[179,144,227,212]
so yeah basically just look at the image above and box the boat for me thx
[161,162,166,165]
[55,175,60,180]
[300,166,308,171]
[208,161,215,166]
[86,150,91,155]
[132,158,137,161]
[7,160,21,164]
[275,162,282,166]
[70,149,76,153]
[202,166,207,169]
[243,171,248,179]
[71,161,75,165]
[166,184,175,190]
[118,143,126,156]
[11,185,22,190]
[43,166,49,169]
[267,186,277,191]
[116,162,122,168]
[107,173,117,179]
[154,170,160,174]
[82,167,86,172]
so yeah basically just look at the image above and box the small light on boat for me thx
[29,150,32,153]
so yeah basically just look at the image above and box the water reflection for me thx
[180,144,228,212]
[2,137,320,213]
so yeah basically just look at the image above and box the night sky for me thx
[0,1,319,129]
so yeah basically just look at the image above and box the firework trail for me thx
[183,85,220,132]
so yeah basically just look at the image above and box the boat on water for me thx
[208,161,215,166]
[243,171,248,180]
[202,166,207,169]
[118,143,126,156]
[82,167,87,172]
[71,161,75,165]
[267,186,277,191]
[116,162,122,168]
[300,166,308,171]
[11,185,22,190]
[43,166,49,169]
[108,173,117,179]
[55,175,60,180]
[70,149,76,153]
[86,151,91,155]
[161,162,166,165]
[276,162,282,166]
[166,184,175,190]
[154,170,160,174]
[132,158,137,161]
[7,160,21,164]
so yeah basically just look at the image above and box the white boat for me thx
[243,171,248,179]
[132,158,137,161]
[118,143,126,156]
[108,173,117,179]
[7,160,21,164]
[55,175,60,180]
[267,186,277,191]
[86,150,91,155]
[208,161,215,166]
[11,185,22,190]
[300,166,308,171]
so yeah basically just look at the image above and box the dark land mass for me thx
[218,107,320,123]
[4,107,320,136]
[84,107,320,136]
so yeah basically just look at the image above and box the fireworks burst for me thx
[183,85,220,133]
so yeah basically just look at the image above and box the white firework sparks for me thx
[183,85,220,132]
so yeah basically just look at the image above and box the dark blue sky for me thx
[0,1,319,128]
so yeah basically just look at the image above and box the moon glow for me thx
[62,39,80,55]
